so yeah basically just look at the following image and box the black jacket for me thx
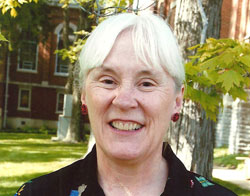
[14,144,236,196]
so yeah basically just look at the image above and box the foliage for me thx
[0,33,8,41]
[0,32,8,47]
[0,133,87,196]
[213,178,250,196]
[0,0,51,50]
[56,30,89,64]
[59,0,133,16]
[185,38,250,121]
[0,0,38,17]
[214,147,248,169]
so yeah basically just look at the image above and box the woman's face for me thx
[81,31,183,162]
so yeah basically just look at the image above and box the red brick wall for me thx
[220,0,250,40]
[220,0,233,38]
[7,84,59,121]
[0,49,7,121]
[31,87,58,120]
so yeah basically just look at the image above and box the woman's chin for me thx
[105,142,146,161]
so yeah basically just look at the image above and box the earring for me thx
[171,113,179,122]
[81,104,88,115]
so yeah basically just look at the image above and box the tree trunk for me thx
[63,7,73,95]
[64,79,84,142]
[62,7,70,49]
[167,0,223,179]
[65,7,93,142]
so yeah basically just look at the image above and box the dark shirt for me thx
[14,144,236,196]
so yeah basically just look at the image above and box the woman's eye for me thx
[103,79,114,84]
[142,82,153,87]
[139,80,156,91]
[99,77,116,88]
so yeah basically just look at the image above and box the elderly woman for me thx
[15,13,236,196]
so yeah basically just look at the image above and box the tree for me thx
[0,0,51,49]
[0,0,39,17]
[60,1,94,142]
[166,0,243,179]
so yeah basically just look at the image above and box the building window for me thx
[18,88,31,111]
[18,32,38,72]
[55,27,75,76]
[56,93,64,113]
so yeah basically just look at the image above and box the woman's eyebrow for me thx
[97,66,117,75]
[96,66,160,77]
[137,69,159,77]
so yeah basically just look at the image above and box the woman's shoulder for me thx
[189,172,237,196]
[13,158,88,196]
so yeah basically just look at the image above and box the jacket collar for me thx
[74,143,193,195]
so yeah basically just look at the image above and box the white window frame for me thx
[17,40,39,73]
[18,88,31,111]
[56,92,64,113]
[54,23,77,77]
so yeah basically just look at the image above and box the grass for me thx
[213,178,250,196]
[1,133,249,196]
[214,147,248,169]
[0,133,87,196]
[213,147,250,196]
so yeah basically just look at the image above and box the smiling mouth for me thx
[110,121,143,131]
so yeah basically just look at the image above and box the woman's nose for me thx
[112,86,138,110]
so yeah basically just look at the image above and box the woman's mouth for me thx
[109,121,143,131]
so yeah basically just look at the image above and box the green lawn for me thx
[213,178,250,196]
[0,133,87,196]
[214,147,248,169]
[213,147,250,195]
[1,133,249,196]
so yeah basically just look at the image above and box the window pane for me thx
[55,28,75,74]
[56,39,69,73]
[57,93,64,112]
[20,90,30,108]
[19,41,37,70]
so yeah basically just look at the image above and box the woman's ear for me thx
[174,85,184,113]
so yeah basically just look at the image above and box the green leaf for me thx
[216,70,244,91]
[0,33,8,42]
[229,87,248,101]
[10,8,17,17]
[219,51,234,66]
[204,71,219,85]
[185,62,199,76]
[245,77,250,87]
[188,44,200,51]
[239,55,250,67]
[200,56,219,71]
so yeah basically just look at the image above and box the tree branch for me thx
[72,0,155,19]
[197,0,208,44]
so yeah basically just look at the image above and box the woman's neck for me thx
[96,145,168,196]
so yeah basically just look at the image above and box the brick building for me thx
[220,0,250,40]
[0,1,79,129]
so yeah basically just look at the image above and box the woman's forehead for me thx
[88,64,170,82]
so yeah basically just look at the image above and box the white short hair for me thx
[79,13,185,91]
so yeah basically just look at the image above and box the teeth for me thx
[111,121,142,131]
